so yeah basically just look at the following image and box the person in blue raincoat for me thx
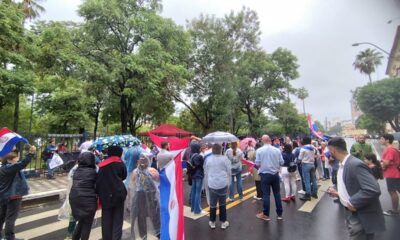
[124,144,142,187]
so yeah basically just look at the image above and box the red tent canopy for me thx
[139,124,192,137]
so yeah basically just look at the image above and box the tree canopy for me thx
[0,0,308,138]
[356,77,400,132]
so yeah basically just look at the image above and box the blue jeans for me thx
[47,162,54,177]
[229,171,243,199]
[302,163,317,195]
[260,173,282,216]
[191,178,203,214]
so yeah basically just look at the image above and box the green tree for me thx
[356,114,385,135]
[0,1,35,132]
[178,8,299,135]
[327,123,343,136]
[77,0,191,134]
[353,48,383,84]
[236,48,299,135]
[272,101,308,135]
[297,87,308,116]
[32,21,90,133]
[19,0,45,21]
[356,77,400,131]
[314,120,325,132]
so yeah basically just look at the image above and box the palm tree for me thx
[353,48,383,84]
[297,87,308,116]
[20,0,45,21]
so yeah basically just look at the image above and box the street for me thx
[14,139,399,240]
[17,178,399,240]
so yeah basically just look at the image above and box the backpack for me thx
[287,154,297,173]
[186,153,199,186]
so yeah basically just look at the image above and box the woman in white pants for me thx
[281,144,297,202]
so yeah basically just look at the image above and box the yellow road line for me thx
[203,186,256,212]
[298,180,331,213]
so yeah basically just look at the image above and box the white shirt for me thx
[337,154,352,207]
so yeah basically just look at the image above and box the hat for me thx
[48,146,57,151]
[107,145,123,157]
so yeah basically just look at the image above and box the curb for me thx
[23,189,66,202]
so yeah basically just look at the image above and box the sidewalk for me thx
[23,175,68,201]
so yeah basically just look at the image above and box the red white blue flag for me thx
[149,133,188,240]
[0,128,29,157]
[307,115,331,141]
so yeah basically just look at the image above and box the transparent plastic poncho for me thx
[124,153,160,240]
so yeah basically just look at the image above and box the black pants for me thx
[0,199,22,240]
[345,211,375,240]
[331,169,338,186]
[255,180,263,198]
[73,212,95,240]
[102,205,124,240]
[209,187,227,222]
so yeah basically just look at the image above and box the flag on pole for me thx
[0,128,29,157]
[307,115,331,141]
[148,133,188,240]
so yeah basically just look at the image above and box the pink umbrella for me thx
[239,137,257,151]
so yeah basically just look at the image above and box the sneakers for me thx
[312,193,318,199]
[227,198,234,202]
[209,221,216,229]
[281,197,291,202]
[209,221,229,229]
[383,210,400,216]
[277,216,283,220]
[298,190,306,194]
[221,221,230,229]
[256,212,271,221]
[253,196,262,200]
[300,194,311,201]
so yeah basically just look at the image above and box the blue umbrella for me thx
[93,135,141,151]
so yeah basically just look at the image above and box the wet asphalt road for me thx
[15,139,399,240]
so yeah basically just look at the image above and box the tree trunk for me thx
[368,74,372,84]
[93,109,99,139]
[302,99,306,116]
[28,94,34,137]
[120,94,128,134]
[13,94,20,132]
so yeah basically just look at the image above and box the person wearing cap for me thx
[96,146,127,240]
[43,139,57,179]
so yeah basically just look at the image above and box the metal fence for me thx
[20,133,86,178]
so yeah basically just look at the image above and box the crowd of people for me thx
[0,132,399,240]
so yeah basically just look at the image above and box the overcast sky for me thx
[38,0,400,123]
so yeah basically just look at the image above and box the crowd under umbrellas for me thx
[1,126,398,240]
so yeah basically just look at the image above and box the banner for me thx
[49,153,64,169]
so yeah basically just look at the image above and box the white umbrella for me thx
[201,131,239,144]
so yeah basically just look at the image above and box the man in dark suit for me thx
[326,137,385,240]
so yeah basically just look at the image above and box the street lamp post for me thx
[351,42,390,56]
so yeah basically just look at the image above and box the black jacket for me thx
[69,152,97,220]
[190,143,204,179]
[0,154,33,205]
[96,156,127,209]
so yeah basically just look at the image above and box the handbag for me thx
[288,161,297,173]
